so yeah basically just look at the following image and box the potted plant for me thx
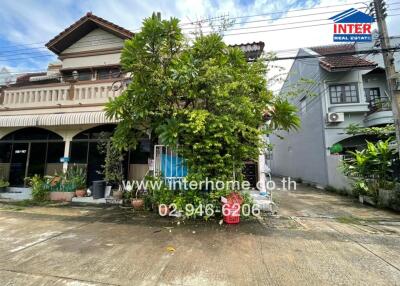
[25,175,50,202]
[131,186,145,210]
[97,133,125,200]
[0,178,9,192]
[342,138,397,208]
[73,167,87,197]
[46,172,76,202]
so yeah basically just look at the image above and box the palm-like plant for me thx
[268,98,300,131]
[342,138,396,196]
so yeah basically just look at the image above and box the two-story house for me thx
[0,13,265,188]
[269,40,397,190]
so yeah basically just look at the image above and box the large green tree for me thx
[106,14,299,181]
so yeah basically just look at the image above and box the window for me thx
[366,87,381,103]
[300,97,307,115]
[329,83,359,104]
[97,68,121,80]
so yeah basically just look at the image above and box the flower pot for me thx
[50,192,75,202]
[131,198,144,210]
[92,180,106,199]
[113,190,123,200]
[75,189,87,197]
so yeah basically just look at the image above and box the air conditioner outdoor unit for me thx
[327,112,344,123]
[389,141,397,150]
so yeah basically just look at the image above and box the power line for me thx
[0,1,386,52]
[1,12,398,62]
[1,45,399,75]
[1,4,399,58]
[1,0,399,53]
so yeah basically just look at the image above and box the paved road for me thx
[0,181,399,285]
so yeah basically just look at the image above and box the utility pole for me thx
[373,0,400,156]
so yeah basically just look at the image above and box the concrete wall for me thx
[326,155,351,190]
[270,49,329,186]
[128,164,149,181]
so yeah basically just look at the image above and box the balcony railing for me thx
[1,79,125,109]
[367,97,391,115]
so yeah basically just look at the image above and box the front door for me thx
[10,143,29,186]
[27,143,47,178]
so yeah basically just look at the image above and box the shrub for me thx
[342,138,397,198]
[0,178,9,188]
[26,175,50,202]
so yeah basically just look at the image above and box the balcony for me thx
[364,97,394,127]
[0,79,125,110]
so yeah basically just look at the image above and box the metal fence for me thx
[153,145,188,185]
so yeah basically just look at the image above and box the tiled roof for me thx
[309,44,376,71]
[46,12,134,54]
[230,41,265,60]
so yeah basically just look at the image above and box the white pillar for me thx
[257,134,268,195]
[63,138,71,173]
[258,151,267,194]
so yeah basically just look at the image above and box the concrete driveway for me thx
[0,182,400,286]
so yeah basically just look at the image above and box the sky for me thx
[0,0,399,90]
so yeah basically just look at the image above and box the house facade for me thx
[0,13,265,187]
[269,38,398,190]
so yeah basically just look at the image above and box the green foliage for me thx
[267,98,300,131]
[65,165,87,190]
[97,132,125,189]
[106,14,300,181]
[342,138,397,196]
[26,175,50,202]
[0,178,9,188]
[345,124,395,138]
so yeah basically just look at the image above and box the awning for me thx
[0,111,119,127]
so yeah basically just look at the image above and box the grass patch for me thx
[336,216,361,225]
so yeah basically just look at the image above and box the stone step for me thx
[0,187,32,201]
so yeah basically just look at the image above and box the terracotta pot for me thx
[113,190,123,200]
[75,189,87,197]
[50,192,75,202]
[131,198,144,210]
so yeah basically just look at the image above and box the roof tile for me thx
[309,44,376,71]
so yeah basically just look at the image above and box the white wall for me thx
[62,53,121,69]
[326,155,351,190]
[62,29,124,54]
[61,28,123,69]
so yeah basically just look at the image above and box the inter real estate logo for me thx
[329,8,375,42]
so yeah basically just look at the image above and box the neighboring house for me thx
[269,39,397,190]
[0,12,264,187]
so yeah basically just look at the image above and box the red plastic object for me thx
[223,192,243,224]
[223,204,240,224]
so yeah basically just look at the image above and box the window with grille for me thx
[329,83,359,104]
[366,88,380,103]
